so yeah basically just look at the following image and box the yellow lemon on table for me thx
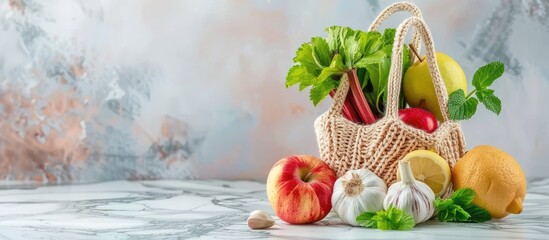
[403,52,467,120]
[452,145,526,219]
[397,149,451,197]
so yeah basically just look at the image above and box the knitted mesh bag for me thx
[314,3,466,194]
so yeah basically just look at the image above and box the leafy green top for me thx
[286,26,409,114]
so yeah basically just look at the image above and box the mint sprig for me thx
[462,205,492,223]
[448,61,504,120]
[356,205,416,230]
[435,188,492,223]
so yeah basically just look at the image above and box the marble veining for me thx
[0,179,547,239]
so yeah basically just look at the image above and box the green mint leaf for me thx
[435,198,455,211]
[438,209,449,221]
[371,212,389,230]
[293,43,321,74]
[472,61,504,89]
[435,195,473,222]
[317,54,347,83]
[435,188,492,222]
[354,50,386,68]
[359,206,415,230]
[311,37,331,68]
[435,199,470,222]
[374,216,392,230]
[386,206,415,230]
[476,89,502,115]
[357,206,415,230]
[451,188,475,206]
[285,65,316,90]
[454,206,472,222]
[464,204,492,223]
[396,215,415,230]
[448,89,478,120]
[310,78,338,106]
[356,212,378,228]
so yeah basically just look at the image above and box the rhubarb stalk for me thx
[330,90,361,123]
[347,69,377,124]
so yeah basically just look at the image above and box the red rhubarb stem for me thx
[330,90,361,123]
[347,69,377,124]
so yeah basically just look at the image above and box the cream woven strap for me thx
[368,2,424,61]
[327,72,350,117]
[386,17,451,122]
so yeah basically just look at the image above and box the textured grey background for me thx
[0,0,547,182]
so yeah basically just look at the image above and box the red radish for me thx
[399,108,438,133]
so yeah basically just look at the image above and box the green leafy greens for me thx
[286,26,410,114]
[356,205,415,231]
[435,188,492,223]
[448,61,504,120]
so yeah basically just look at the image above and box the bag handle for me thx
[368,2,424,61]
[327,73,350,117]
[386,17,450,121]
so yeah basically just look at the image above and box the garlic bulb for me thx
[331,169,387,226]
[384,160,435,224]
[247,210,275,229]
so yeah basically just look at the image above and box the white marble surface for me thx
[0,179,547,240]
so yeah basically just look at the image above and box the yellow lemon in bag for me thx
[397,149,451,197]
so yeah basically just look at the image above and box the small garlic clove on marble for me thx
[247,210,275,229]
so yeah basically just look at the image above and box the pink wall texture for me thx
[0,0,548,183]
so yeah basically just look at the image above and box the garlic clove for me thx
[247,210,276,229]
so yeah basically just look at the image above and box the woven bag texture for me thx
[314,10,466,191]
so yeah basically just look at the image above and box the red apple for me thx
[266,155,336,224]
[399,108,438,133]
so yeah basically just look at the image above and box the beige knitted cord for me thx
[368,2,424,62]
[386,17,450,121]
[314,17,466,192]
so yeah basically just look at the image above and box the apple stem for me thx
[303,172,314,182]
[409,44,423,63]
[418,99,427,109]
